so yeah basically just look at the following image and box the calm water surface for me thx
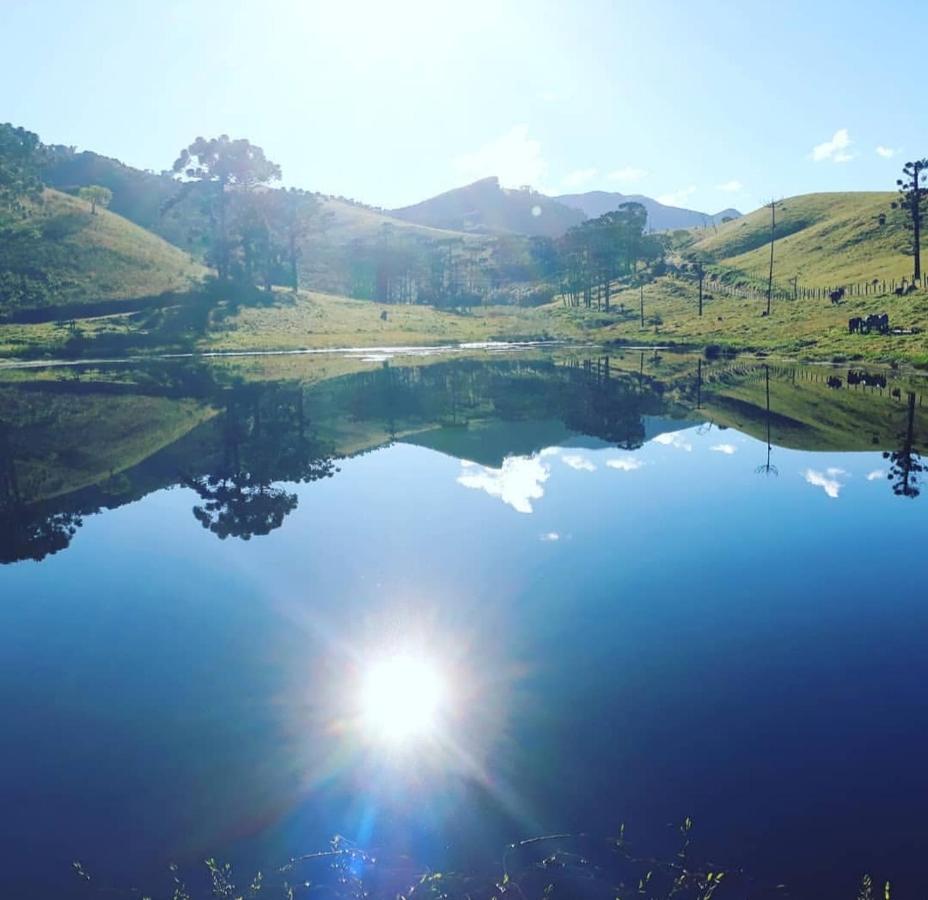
[1,352,926,899]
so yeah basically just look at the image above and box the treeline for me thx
[343,227,553,308]
[530,203,665,310]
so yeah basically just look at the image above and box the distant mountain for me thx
[390,177,740,237]
[390,176,585,238]
[554,190,742,232]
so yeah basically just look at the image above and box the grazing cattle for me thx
[827,376,843,389]
[829,287,846,305]
[867,313,890,334]
[892,388,902,399]
[848,317,862,333]
[848,370,887,388]
[894,286,905,296]
[380,310,389,321]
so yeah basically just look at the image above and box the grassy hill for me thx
[42,146,493,298]
[691,192,911,286]
[0,189,205,318]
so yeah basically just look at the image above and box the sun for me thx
[359,654,447,745]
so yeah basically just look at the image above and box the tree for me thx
[884,391,924,498]
[77,184,112,215]
[891,158,928,285]
[272,188,318,292]
[555,202,652,310]
[685,250,713,316]
[0,123,45,220]
[183,383,337,540]
[171,135,281,281]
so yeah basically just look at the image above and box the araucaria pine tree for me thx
[892,159,928,285]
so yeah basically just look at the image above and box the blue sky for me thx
[2,0,924,213]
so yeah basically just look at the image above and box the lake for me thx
[1,349,926,899]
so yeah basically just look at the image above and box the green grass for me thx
[542,273,928,365]
[4,189,928,366]
[198,290,565,350]
[691,191,912,286]
[0,188,205,316]
[0,288,576,361]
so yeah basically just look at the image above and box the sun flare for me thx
[359,654,447,745]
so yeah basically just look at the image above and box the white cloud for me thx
[711,443,737,455]
[538,88,567,103]
[454,125,547,189]
[457,455,550,513]
[656,186,697,207]
[653,430,694,452]
[540,531,560,542]
[607,166,648,184]
[561,453,596,472]
[811,129,855,163]
[866,469,886,481]
[562,167,598,189]
[606,457,645,471]
[803,467,848,499]
[876,145,896,159]
[716,180,743,193]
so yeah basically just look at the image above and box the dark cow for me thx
[829,287,846,305]
[866,313,890,334]
[857,313,889,334]
[827,376,843,389]
[848,317,862,333]
[848,370,887,389]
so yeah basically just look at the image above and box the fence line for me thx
[696,271,928,304]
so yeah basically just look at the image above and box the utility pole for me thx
[696,262,706,316]
[766,200,776,316]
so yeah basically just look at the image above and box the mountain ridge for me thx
[554,189,742,231]
[390,176,742,237]
[390,176,584,237]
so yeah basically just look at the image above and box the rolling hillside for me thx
[691,192,911,286]
[0,189,205,318]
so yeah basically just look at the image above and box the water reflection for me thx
[885,391,924,497]
[1,353,926,564]
[4,351,928,899]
